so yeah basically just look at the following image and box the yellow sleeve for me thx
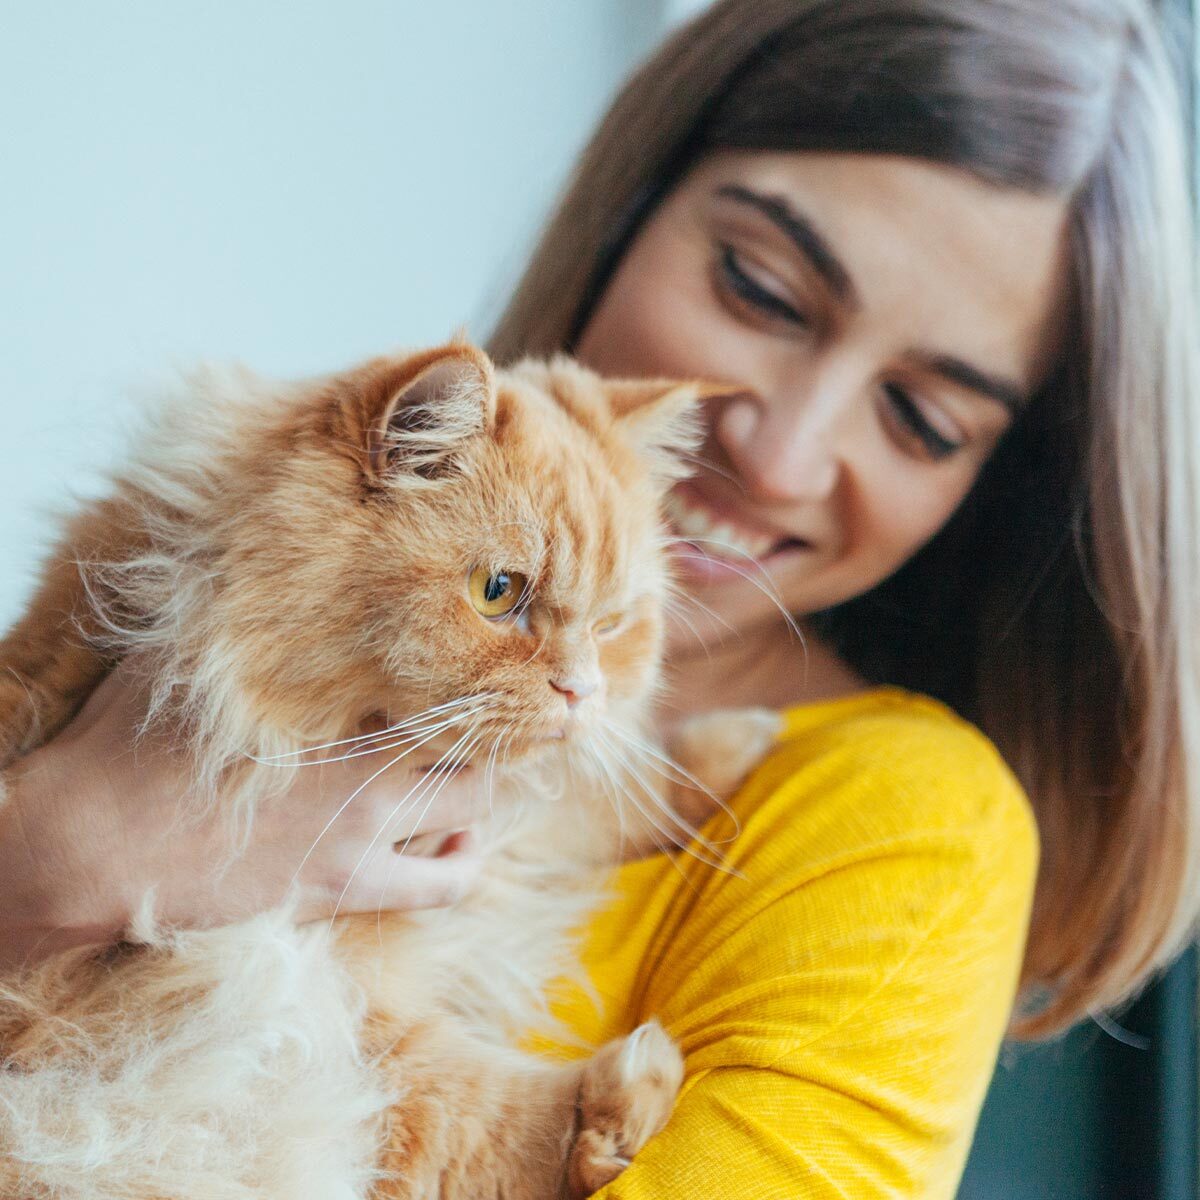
[558,691,1039,1199]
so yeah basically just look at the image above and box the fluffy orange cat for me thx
[0,342,778,1200]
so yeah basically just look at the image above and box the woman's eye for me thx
[882,384,963,461]
[467,567,529,620]
[716,245,806,326]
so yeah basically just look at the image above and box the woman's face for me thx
[576,151,1070,645]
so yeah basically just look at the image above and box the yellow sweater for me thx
[554,688,1039,1198]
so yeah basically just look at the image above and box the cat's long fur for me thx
[0,343,775,1199]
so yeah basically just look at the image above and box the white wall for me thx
[0,1,668,629]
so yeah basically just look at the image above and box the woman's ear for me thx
[606,377,746,487]
[362,341,496,481]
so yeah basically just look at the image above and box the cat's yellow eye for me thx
[468,567,528,620]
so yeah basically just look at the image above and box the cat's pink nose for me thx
[550,676,599,709]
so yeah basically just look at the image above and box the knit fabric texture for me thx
[547,688,1039,1198]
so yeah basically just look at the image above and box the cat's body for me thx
[0,782,652,1200]
[0,344,778,1199]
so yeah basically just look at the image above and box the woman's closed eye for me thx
[880,383,964,461]
[715,244,808,327]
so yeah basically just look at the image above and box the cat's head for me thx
[197,340,724,767]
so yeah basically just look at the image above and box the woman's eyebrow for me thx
[915,352,1029,416]
[714,184,858,306]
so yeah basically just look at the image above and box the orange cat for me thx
[0,342,778,1199]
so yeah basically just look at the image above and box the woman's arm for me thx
[590,838,1034,1198]
[0,663,487,973]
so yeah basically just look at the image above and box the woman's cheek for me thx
[850,470,978,587]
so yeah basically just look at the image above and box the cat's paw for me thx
[670,706,783,800]
[566,1021,684,1198]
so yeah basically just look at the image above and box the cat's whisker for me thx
[289,713,484,890]
[671,534,797,614]
[603,719,717,796]
[660,598,720,663]
[274,703,493,768]
[661,583,739,659]
[589,730,702,863]
[580,741,630,848]
[593,727,734,874]
[578,742,626,846]
[601,720,742,845]
[259,697,480,760]
[500,727,521,767]
[330,728,479,926]
[250,694,496,763]
[373,730,486,942]
[259,718,475,775]
[672,451,747,493]
[393,731,485,859]
[520,634,548,666]
[382,737,476,860]
[483,724,512,821]
[662,580,740,639]
[671,543,806,646]
[583,738,704,893]
[661,593,712,653]
[294,693,493,754]
[512,586,537,626]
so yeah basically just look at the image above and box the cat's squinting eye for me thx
[593,615,623,637]
[467,567,529,620]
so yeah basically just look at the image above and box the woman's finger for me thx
[324,829,483,916]
[304,755,493,844]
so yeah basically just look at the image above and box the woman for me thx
[3,0,1198,1194]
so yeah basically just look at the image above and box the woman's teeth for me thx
[665,491,779,561]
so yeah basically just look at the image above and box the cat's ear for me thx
[606,378,744,487]
[365,343,496,481]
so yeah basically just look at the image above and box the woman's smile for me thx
[668,484,780,561]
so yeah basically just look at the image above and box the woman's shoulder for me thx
[630,686,1042,1011]
[562,687,1038,1091]
[733,686,1040,876]
[777,684,1025,787]
[652,688,1040,1072]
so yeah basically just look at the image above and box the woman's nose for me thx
[715,390,843,505]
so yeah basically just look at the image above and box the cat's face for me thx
[212,343,709,765]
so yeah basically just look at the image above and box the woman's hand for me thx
[0,662,490,971]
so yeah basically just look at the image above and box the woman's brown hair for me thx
[490,0,1200,1038]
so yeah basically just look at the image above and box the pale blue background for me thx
[0,1,710,629]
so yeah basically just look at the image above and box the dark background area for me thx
[960,950,1198,1198]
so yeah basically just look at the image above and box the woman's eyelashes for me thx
[881,383,963,460]
[716,244,808,327]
